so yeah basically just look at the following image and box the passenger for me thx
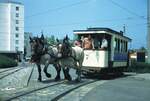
[82,35,94,49]
[101,38,108,50]
[74,39,82,47]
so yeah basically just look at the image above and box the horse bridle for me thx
[30,38,46,63]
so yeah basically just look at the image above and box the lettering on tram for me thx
[73,27,131,75]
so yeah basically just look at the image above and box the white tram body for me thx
[74,28,131,73]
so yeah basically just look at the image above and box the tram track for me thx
[4,79,98,101]
[51,79,98,101]
[0,63,34,80]
[0,67,25,79]
[4,80,67,101]
[0,67,17,73]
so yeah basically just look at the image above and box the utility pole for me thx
[147,0,150,63]
[123,24,126,34]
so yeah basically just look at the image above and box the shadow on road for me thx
[82,72,132,80]
[41,79,63,83]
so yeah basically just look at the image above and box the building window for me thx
[15,40,19,44]
[16,13,19,17]
[16,27,19,31]
[16,6,19,11]
[16,20,19,24]
[15,33,19,38]
[15,47,19,51]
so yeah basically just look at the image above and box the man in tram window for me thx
[101,37,108,50]
[82,35,94,49]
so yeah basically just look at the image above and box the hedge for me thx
[0,55,18,68]
[127,61,150,73]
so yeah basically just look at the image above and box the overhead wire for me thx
[0,0,146,34]
[25,0,92,19]
[23,16,147,29]
[107,0,146,19]
[23,0,147,29]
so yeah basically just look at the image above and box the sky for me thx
[17,0,147,49]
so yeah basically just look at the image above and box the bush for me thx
[127,61,150,73]
[0,55,18,68]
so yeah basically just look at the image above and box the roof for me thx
[73,27,132,41]
[0,0,23,5]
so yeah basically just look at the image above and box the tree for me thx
[140,46,146,51]
[46,35,56,45]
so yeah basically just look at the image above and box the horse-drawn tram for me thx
[73,27,131,74]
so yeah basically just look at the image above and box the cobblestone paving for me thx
[0,67,33,87]
[58,80,107,101]
[1,63,150,101]
[0,68,22,79]
[10,79,98,101]
[0,64,86,101]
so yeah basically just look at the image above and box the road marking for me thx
[1,87,16,91]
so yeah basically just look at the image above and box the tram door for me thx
[105,34,112,67]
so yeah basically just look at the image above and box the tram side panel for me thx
[113,52,128,67]
[113,53,128,67]
[82,50,108,72]
[82,50,128,73]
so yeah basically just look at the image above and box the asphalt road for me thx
[81,76,150,101]
[0,63,150,101]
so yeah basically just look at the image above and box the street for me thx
[0,63,150,101]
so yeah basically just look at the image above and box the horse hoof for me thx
[46,73,51,78]
[67,77,72,81]
[75,78,81,82]
[38,78,42,82]
[55,77,61,81]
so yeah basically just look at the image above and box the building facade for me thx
[0,1,24,53]
[24,32,32,59]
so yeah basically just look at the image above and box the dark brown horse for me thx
[30,35,71,82]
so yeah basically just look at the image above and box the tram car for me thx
[73,28,131,74]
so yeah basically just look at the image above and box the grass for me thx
[127,61,150,73]
[0,55,18,68]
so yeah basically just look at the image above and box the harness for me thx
[30,40,48,63]
[60,47,78,62]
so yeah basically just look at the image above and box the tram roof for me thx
[73,27,132,41]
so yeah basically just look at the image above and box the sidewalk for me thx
[131,73,150,80]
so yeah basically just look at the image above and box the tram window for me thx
[118,39,120,52]
[124,41,126,52]
[112,37,128,53]
[115,38,118,52]
[125,41,128,52]
[122,41,125,52]
[114,40,116,48]
[120,40,121,52]
[121,40,123,52]
[93,37,100,49]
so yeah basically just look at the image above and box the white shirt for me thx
[101,38,108,48]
